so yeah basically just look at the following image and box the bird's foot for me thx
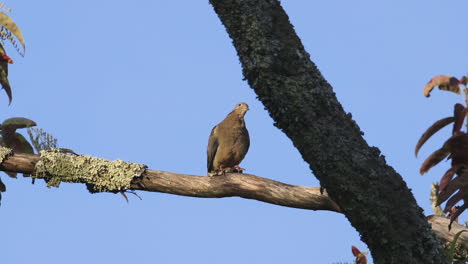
[219,166,229,175]
[233,165,245,173]
[207,171,224,176]
[208,166,245,176]
[207,166,228,176]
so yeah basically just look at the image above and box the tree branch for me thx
[2,151,467,252]
[0,152,341,212]
[428,216,468,249]
[209,1,446,263]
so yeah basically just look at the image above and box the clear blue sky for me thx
[2,1,468,263]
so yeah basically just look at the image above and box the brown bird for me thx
[207,102,250,176]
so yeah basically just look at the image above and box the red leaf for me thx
[420,144,451,175]
[446,133,468,166]
[453,104,468,134]
[449,204,467,230]
[415,116,454,157]
[438,175,468,206]
[352,246,367,264]
[351,246,361,257]
[423,75,461,97]
[444,194,463,215]
[439,168,456,192]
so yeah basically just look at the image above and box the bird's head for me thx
[0,53,13,64]
[234,102,249,117]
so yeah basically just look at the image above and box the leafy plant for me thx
[27,127,58,153]
[417,74,468,229]
[0,4,25,56]
[0,3,25,104]
[446,230,467,263]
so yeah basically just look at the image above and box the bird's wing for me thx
[207,125,219,172]
[243,126,250,154]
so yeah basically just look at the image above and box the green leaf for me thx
[447,230,467,263]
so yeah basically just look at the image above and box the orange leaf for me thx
[351,246,367,264]
[423,75,460,97]
[415,116,454,157]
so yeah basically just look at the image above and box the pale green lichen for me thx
[35,148,147,193]
[0,146,12,163]
[430,182,445,216]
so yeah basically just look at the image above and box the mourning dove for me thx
[207,103,250,176]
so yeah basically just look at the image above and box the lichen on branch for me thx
[0,146,12,163]
[34,149,147,193]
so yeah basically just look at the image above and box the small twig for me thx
[126,190,143,200]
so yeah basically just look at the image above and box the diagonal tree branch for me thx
[209,0,446,263]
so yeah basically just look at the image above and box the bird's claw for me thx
[233,165,245,173]
[208,165,246,176]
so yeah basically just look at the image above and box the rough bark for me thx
[1,152,467,251]
[209,0,446,263]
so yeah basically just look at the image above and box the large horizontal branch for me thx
[134,170,341,212]
[2,151,467,250]
[0,152,341,212]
